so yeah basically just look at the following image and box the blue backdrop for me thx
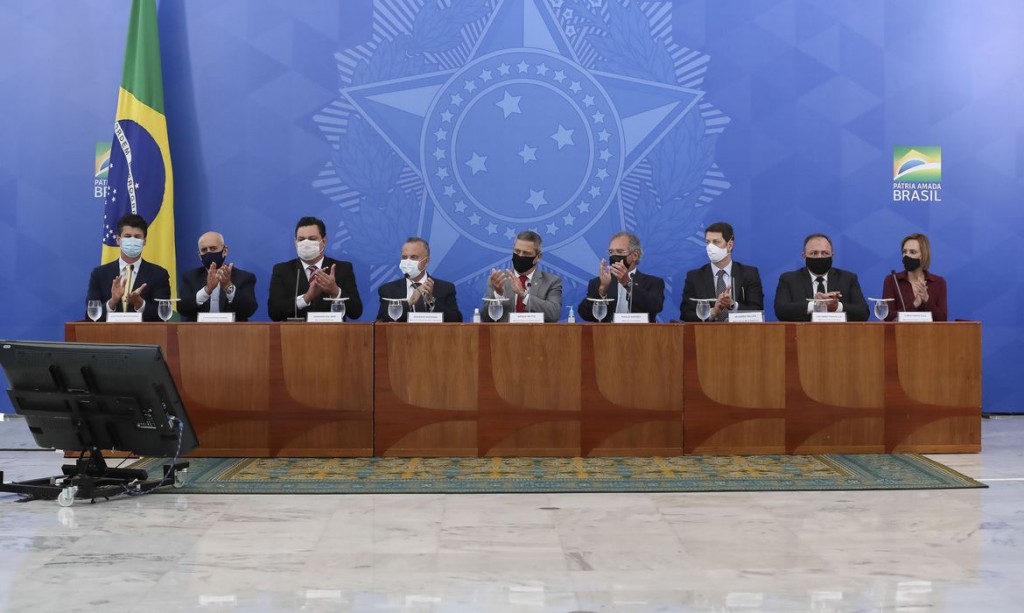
[0,0,1020,412]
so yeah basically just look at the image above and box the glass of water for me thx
[691,298,715,322]
[87,300,103,322]
[156,299,179,322]
[326,297,348,320]
[385,298,404,321]
[868,298,893,321]
[587,297,613,322]
[808,298,828,313]
[483,297,505,321]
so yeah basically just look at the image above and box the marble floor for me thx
[1,415,1022,612]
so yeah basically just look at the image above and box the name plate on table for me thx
[728,311,764,323]
[197,312,235,323]
[106,312,143,323]
[898,311,933,323]
[811,312,847,323]
[509,312,544,323]
[407,312,443,323]
[612,313,648,324]
[306,312,344,323]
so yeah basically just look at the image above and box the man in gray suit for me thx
[482,230,562,322]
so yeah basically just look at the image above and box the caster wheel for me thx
[57,486,78,507]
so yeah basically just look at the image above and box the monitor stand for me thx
[0,446,189,506]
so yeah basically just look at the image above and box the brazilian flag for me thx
[101,0,176,301]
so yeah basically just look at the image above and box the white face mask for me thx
[120,237,145,259]
[706,243,729,264]
[296,239,322,261]
[399,259,422,278]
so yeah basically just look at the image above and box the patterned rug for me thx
[132,454,985,494]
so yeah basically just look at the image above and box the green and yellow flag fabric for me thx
[101,0,176,300]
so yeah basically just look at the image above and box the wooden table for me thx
[66,321,981,457]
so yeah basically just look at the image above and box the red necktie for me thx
[516,275,527,313]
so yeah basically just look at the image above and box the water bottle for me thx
[567,307,575,323]
[472,308,481,323]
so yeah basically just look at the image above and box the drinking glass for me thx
[327,297,348,320]
[86,300,103,322]
[484,297,505,321]
[386,298,404,321]
[691,298,714,322]
[869,298,893,321]
[157,299,175,322]
[586,297,612,322]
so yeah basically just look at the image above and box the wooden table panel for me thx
[684,324,786,454]
[787,324,885,453]
[480,325,581,455]
[583,325,684,456]
[374,324,478,456]
[277,324,373,456]
[886,323,981,452]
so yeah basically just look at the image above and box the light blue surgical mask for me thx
[120,237,145,259]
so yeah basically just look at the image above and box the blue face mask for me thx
[120,237,144,259]
[201,251,226,270]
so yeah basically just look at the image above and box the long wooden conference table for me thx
[65,322,981,457]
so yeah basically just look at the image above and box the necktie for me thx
[410,282,421,312]
[815,276,826,294]
[122,264,134,310]
[515,275,527,313]
[616,273,633,313]
[715,270,727,320]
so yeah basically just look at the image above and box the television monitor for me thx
[0,340,198,456]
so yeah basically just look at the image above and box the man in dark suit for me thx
[681,221,764,321]
[376,237,462,322]
[578,231,664,322]
[86,213,171,322]
[178,231,258,322]
[267,216,363,321]
[482,230,562,322]
[774,233,869,321]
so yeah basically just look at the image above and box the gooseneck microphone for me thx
[287,264,303,322]
[891,270,907,311]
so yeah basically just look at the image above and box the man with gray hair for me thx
[178,231,258,321]
[578,231,665,322]
[483,230,562,322]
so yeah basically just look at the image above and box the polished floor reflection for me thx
[1,414,1022,612]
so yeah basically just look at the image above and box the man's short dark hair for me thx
[516,230,542,253]
[704,222,734,243]
[803,233,833,250]
[117,213,149,238]
[404,236,430,256]
[295,216,327,238]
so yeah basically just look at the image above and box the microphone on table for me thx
[287,265,304,322]
[891,270,907,312]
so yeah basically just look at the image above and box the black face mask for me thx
[902,255,922,272]
[201,251,226,270]
[512,253,536,274]
[608,254,629,268]
[806,256,832,276]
